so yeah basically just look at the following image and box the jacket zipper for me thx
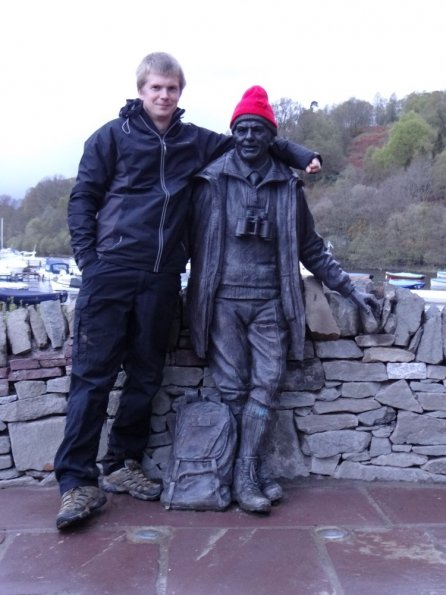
[138,115,178,272]
[155,137,169,271]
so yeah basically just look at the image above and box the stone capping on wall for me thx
[1,278,446,488]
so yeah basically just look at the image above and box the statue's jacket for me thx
[187,150,355,361]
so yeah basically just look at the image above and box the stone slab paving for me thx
[1,479,446,594]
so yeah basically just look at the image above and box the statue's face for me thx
[232,118,275,167]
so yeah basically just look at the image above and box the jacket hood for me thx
[119,98,144,119]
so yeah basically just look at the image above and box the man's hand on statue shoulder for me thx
[305,157,321,174]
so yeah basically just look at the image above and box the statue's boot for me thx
[233,457,271,513]
[233,399,271,513]
[257,459,283,502]
[257,412,283,502]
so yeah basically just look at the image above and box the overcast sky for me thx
[1,0,444,199]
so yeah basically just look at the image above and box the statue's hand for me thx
[349,287,380,315]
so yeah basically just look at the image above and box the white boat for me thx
[0,249,29,278]
[0,280,29,290]
[385,271,425,280]
[436,271,446,279]
[50,270,82,293]
[42,259,82,293]
[0,248,47,280]
[18,250,46,269]
[383,271,425,289]
[430,277,446,290]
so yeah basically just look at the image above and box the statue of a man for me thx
[187,86,376,513]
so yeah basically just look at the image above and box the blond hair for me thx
[136,52,186,92]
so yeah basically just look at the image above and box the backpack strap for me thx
[211,458,226,509]
[163,459,181,510]
[184,388,202,403]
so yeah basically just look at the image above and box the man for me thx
[187,86,377,513]
[54,53,322,530]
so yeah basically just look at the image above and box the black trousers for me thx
[54,260,180,494]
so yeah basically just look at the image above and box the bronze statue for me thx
[187,86,377,513]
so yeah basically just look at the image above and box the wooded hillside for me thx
[1,90,445,269]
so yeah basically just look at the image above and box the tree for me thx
[373,93,402,126]
[21,176,74,221]
[281,108,346,179]
[384,202,446,267]
[330,98,374,150]
[273,97,303,138]
[432,149,446,200]
[369,111,436,173]
[302,111,346,177]
[7,177,74,255]
[403,91,446,154]
[0,195,22,248]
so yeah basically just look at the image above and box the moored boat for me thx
[385,271,426,289]
[387,278,426,289]
[430,277,446,290]
[50,271,82,292]
[0,279,29,291]
[385,271,425,280]
[43,259,82,293]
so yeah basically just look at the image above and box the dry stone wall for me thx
[1,278,446,488]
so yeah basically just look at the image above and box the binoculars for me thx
[235,210,273,241]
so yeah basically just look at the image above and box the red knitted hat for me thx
[230,85,277,130]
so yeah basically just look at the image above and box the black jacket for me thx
[68,99,319,273]
[187,151,354,360]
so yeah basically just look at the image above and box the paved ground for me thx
[1,478,446,594]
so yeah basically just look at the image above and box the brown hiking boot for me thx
[56,486,107,530]
[101,459,161,501]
